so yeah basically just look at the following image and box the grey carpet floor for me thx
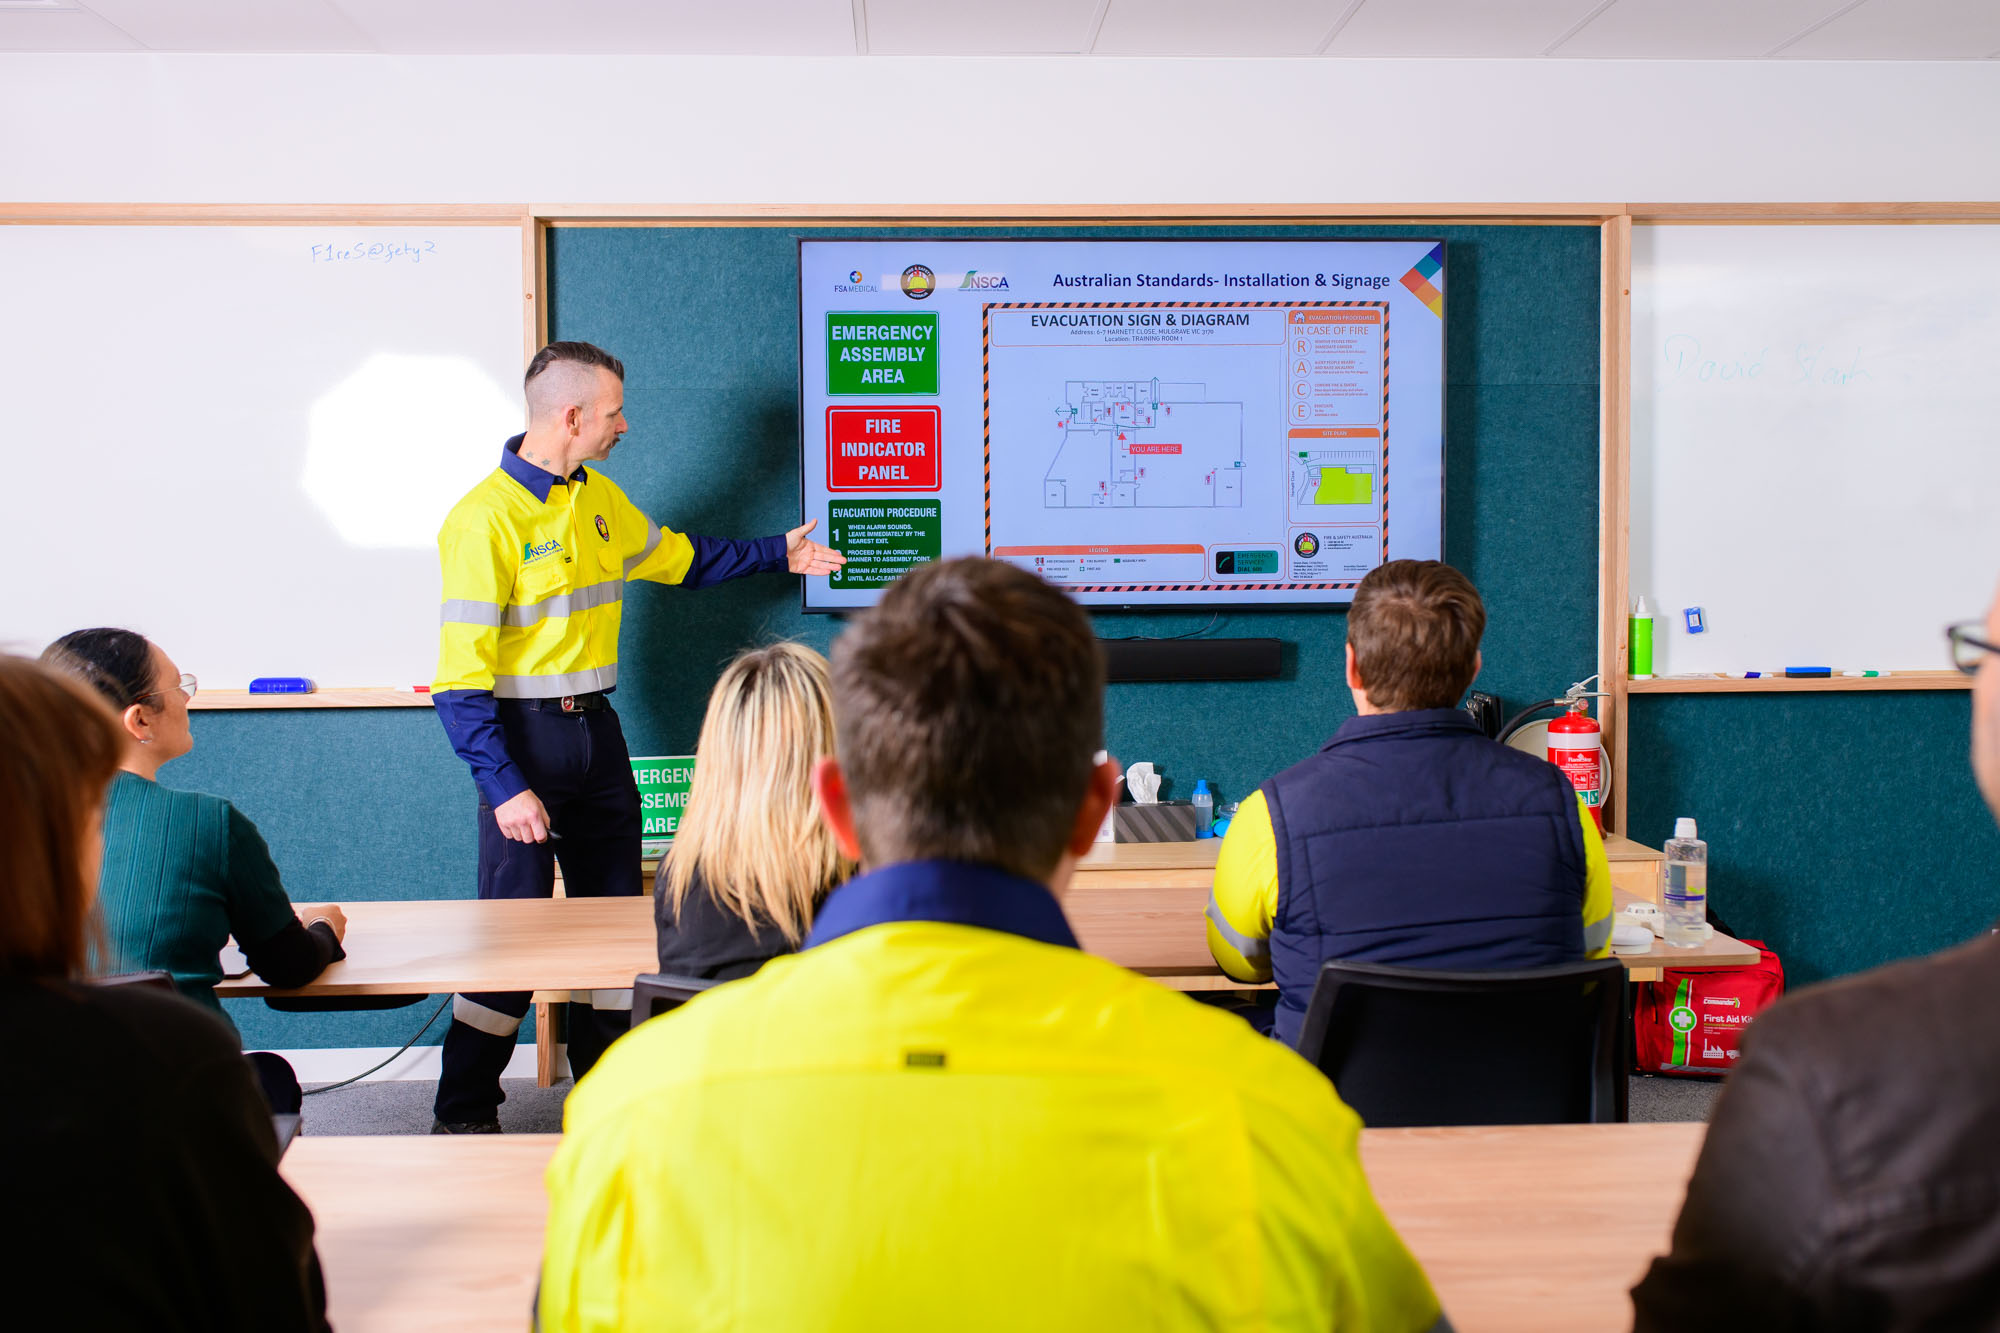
[297,1073,1721,1136]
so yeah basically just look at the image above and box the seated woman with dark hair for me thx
[42,628,349,1111]
[654,642,853,981]
[0,655,329,1330]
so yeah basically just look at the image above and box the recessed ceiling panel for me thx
[79,0,372,51]
[1094,0,1339,56]
[1556,0,1851,59]
[1328,0,1611,57]
[863,0,1098,55]
[1779,0,2000,58]
[335,0,855,56]
[0,7,139,50]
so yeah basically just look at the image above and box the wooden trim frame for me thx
[1628,672,1969,694]
[1598,216,1633,835]
[534,202,1626,227]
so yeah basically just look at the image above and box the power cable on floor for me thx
[301,996,452,1096]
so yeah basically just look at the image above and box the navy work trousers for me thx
[434,698,641,1125]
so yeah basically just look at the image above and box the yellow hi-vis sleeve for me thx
[607,479,696,586]
[1579,795,1614,959]
[1207,789,1279,984]
[433,516,514,693]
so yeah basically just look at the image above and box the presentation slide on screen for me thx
[799,239,1445,610]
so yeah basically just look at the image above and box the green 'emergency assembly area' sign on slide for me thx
[632,756,695,856]
[828,501,942,589]
[827,312,938,395]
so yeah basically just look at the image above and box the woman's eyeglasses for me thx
[140,672,199,705]
[1947,624,1998,675]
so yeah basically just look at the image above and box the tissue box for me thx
[1112,801,1200,843]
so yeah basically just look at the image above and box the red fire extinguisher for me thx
[1547,700,1605,831]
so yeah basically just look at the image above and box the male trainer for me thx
[429,341,842,1133]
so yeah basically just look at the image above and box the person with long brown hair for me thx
[654,641,853,980]
[0,655,328,1330]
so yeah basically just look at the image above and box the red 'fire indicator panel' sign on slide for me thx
[826,407,941,491]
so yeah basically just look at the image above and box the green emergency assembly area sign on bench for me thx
[632,755,695,856]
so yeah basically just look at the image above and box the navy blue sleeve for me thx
[433,688,529,808]
[681,533,788,589]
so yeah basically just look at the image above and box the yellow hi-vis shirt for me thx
[1206,791,1614,984]
[433,447,696,701]
[540,923,1444,1332]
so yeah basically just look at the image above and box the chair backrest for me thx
[630,972,718,1029]
[1295,958,1628,1127]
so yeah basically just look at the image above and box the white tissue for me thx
[1127,762,1162,804]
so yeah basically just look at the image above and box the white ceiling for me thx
[1,0,1997,58]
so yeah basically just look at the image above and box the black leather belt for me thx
[508,692,611,713]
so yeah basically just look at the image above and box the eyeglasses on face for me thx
[140,672,198,705]
[1947,624,1999,675]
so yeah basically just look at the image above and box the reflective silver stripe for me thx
[452,995,524,1037]
[1205,898,1270,965]
[570,988,632,1011]
[623,520,664,577]
[440,599,505,628]
[490,665,619,698]
[503,579,624,628]
[1584,914,1614,954]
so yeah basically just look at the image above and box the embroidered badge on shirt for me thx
[595,514,610,542]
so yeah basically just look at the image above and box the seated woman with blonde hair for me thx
[0,655,328,1329]
[655,642,853,980]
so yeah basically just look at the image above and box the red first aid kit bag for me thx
[1634,940,1785,1076]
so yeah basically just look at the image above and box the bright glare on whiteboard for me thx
[302,354,519,549]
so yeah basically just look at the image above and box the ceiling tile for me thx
[1094,0,1338,56]
[863,0,1098,55]
[1555,0,1851,58]
[1327,0,1611,57]
[334,0,855,56]
[79,0,373,51]
[1778,0,2000,58]
[0,7,139,51]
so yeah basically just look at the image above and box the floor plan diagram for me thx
[1042,378,1244,508]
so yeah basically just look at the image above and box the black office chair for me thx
[1294,958,1628,1127]
[629,973,718,1029]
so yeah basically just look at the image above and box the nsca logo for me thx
[901,264,936,300]
[523,537,565,564]
[958,270,1010,291]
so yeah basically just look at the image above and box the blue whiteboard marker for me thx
[248,677,317,694]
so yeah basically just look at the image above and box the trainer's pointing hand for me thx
[786,519,847,577]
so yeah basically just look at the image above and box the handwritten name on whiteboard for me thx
[1661,334,1872,389]
[309,240,439,265]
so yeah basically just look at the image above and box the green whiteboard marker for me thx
[1630,596,1655,679]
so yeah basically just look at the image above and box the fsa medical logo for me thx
[523,537,565,565]
[834,268,879,294]
[958,271,1010,291]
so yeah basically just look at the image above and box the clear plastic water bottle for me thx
[1663,817,1708,947]
[1191,779,1214,838]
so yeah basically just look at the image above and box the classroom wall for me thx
[191,219,1601,1052]
[4,54,2000,205]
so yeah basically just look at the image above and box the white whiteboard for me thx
[0,224,526,688]
[1632,224,2000,676]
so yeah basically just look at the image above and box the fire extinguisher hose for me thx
[1496,698,1569,745]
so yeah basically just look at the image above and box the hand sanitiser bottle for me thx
[1664,818,1709,947]
[1192,780,1214,837]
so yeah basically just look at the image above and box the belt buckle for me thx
[561,695,576,714]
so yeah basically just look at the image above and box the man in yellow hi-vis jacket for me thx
[430,341,842,1133]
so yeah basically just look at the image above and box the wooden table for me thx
[283,1121,1704,1333]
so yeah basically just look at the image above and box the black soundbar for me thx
[1101,637,1283,683]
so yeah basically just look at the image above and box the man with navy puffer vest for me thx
[1206,559,1613,1047]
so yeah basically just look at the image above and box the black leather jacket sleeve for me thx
[1630,1028,1832,1331]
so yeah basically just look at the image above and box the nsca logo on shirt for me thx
[523,538,565,565]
